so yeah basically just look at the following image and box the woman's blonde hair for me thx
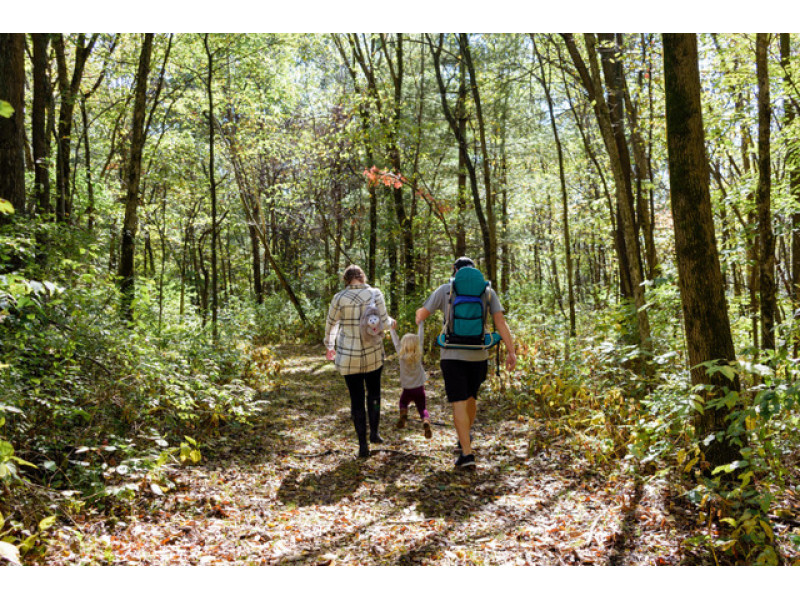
[398,333,422,366]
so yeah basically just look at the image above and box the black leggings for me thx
[343,367,383,440]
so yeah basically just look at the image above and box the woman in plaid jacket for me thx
[325,265,393,458]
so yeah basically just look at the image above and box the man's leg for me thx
[466,396,477,430]
[452,400,473,455]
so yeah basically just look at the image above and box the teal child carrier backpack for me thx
[435,266,502,350]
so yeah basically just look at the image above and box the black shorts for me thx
[440,359,488,403]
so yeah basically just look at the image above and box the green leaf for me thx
[0,441,13,460]
[0,540,21,565]
[38,516,56,531]
[0,510,4,531]
[0,100,14,119]
[0,199,14,215]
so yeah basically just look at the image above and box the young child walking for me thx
[390,321,432,438]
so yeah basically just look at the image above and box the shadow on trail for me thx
[277,459,365,506]
[606,478,644,566]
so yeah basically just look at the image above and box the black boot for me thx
[358,440,370,459]
[354,409,369,458]
[367,396,383,443]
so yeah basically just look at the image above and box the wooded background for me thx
[2,33,800,565]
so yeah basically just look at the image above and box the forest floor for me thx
[38,344,784,565]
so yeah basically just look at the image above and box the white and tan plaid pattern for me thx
[324,284,392,376]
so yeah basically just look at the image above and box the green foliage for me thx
[0,99,14,119]
[0,221,283,561]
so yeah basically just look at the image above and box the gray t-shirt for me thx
[423,282,504,362]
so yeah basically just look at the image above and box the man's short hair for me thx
[453,257,475,273]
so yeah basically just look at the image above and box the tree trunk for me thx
[756,33,776,351]
[663,33,742,468]
[455,54,468,257]
[0,33,27,218]
[429,34,493,277]
[534,36,575,337]
[563,33,651,351]
[460,33,497,284]
[249,213,263,304]
[382,34,416,298]
[32,33,51,217]
[204,34,219,342]
[782,33,800,355]
[54,34,97,223]
[118,33,154,321]
[80,96,96,231]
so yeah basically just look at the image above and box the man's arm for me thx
[415,306,431,325]
[492,311,517,371]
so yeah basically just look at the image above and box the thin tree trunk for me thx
[460,33,497,284]
[429,34,492,275]
[118,33,154,321]
[563,33,651,351]
[534,36,575,337]
[80,96,96,231]
[756,33,776,351]
[204,34,219,341]
[455,53,468,257]
[53,34,98,223]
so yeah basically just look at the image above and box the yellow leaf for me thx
[760,520,774,542]
[0,199,15,215]
[39,515,57,531]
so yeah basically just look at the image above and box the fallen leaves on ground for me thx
[40,345,798,565]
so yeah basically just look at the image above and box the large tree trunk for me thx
[0,33,27,218]
[756,33,776,351]
[118,34,154,321]
[663,33,742,468]
[782,33,800,355]
[32,33,51,217]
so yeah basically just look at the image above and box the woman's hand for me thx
[326,348,335,361]
[390,318,397,329]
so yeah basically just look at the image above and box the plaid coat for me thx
[325,284,392,376]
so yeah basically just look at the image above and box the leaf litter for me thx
[40,344,798,565]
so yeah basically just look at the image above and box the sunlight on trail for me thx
[43,345,684,565]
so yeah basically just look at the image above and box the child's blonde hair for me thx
[399,333,422,366]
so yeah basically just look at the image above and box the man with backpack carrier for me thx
[416,257,517,469]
